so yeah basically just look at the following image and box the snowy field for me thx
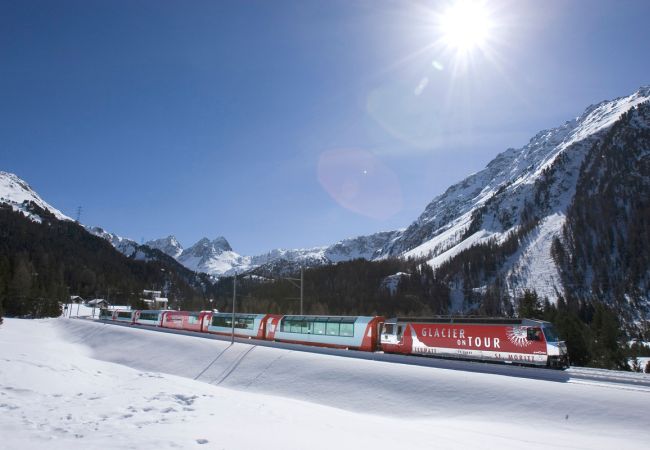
[1,318,649,449]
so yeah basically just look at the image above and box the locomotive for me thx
[98,309,569,369]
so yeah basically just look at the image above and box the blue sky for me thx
[1,0,649,255]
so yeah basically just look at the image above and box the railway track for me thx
[567,366,650,390]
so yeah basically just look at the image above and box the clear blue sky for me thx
[1,0,649,255]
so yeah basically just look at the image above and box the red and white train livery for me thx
[381,317,568,368]
[99,310,568,368]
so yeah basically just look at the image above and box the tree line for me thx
[0,203,210,318]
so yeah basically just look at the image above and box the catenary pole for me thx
[231,273,236,345]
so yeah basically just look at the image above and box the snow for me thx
[381,272,409,294]
[1,318,649,449]
[86,226,140,258]
[628,357,650,372]
[0,171,71,222]
[505,212,566,300]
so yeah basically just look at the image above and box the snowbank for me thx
[1,318,649,449]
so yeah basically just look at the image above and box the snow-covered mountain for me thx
[145,235,183,259]
[176,236,247,275]
[0,171,71,222]
[87,226,140,258]
[143,231,399,277]
[375,86,650,306]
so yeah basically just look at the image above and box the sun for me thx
[439,1,493,52]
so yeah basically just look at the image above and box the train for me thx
[97,309,569,369]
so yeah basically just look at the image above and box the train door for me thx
[375,321,384,351]
[380,322,402,353]
[201,313,212,332]
[265,317,278,340]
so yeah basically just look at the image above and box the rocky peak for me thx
[145,235,184,259]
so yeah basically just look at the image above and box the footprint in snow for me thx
[173,394,197,406]
[0,403,19,410]
[196,439,209,445]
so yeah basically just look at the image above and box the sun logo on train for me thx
[506,326,531,348]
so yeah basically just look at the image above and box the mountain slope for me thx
[377,87,650,307]
[0,171,71,222]
[553,102,650,320]
[145,235,184,259]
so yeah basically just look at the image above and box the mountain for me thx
[88,226,140,258]
[145,235,183,259]
[0,171,71,222]
[375,86,650,318]
[141,230,400,277]
[176,236,247,275]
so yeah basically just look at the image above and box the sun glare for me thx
[439,1,493,52]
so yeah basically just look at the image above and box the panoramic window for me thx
[279,316,356,337]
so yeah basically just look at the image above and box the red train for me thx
[98,309,569,368]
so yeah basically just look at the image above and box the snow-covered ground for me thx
[1,318,649,449]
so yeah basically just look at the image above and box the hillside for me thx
[0,202,211,317]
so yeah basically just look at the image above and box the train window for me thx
[139,312,159,321]
[212,316,232,327]
[290,320,302,333]
[234,317,253,329]
[383,324,394,334]
[543,326,560,342]
[279,316,357,336]
[340,323,354,337]
[313,321,326,335]
[527,328,541,341]
[326,322,340,336]
[188,315,198,324]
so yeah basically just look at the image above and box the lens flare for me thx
[317,149,402,220]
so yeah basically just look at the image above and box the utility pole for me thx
[231,273,236,345]
[284,267,304,315]
[75,206,83,223]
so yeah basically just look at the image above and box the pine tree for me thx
[590,303,627,370]
[517,289,543,319]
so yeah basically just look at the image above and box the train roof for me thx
[389,316,551,325]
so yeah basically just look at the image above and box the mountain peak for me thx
[145,235,184,259]
[211,236,232,252]
[0,171,71,221]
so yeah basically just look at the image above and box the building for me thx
[141,290,168,309]
[86,298,110,309]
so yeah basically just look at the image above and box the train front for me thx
[541,324,569,369]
